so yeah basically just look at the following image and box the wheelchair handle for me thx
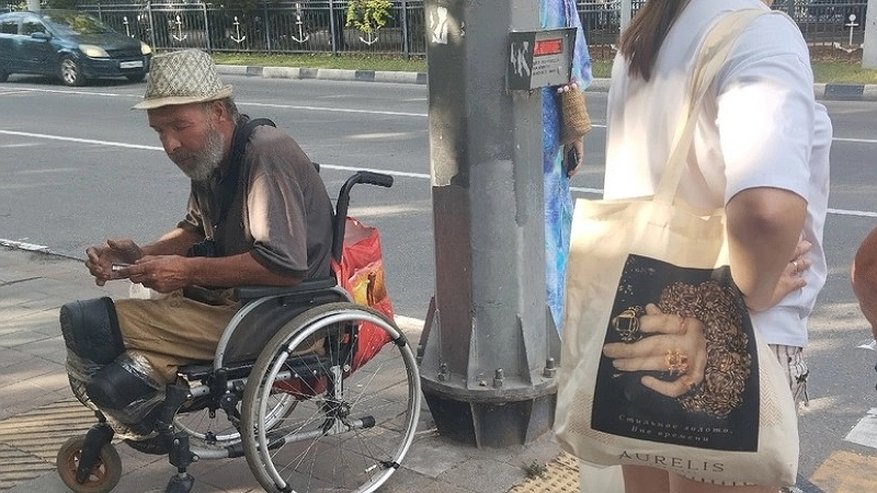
[355,171,394,188]
[332,171,394,262]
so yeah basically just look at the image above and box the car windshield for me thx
[42,11,113,35]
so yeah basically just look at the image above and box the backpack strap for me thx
[215,117,276,228]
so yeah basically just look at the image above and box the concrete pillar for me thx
[420,0,561,448]
[620,0,632,32]
[865,0,877,68]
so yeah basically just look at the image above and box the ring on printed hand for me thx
[792,259,800,274]
[665,349,689,375]
[612,306,645,343]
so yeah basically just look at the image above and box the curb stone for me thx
[216,64,877,101]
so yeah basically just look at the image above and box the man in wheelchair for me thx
[60,49,334,439]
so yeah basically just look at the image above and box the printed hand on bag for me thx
[602,304,707,398]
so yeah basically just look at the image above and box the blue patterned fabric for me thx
[541,0,592,334]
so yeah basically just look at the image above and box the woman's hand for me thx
[745,239,812,312]
[557,81,586,178]
[602,304,708,398]
[565,139,585,178]
[84,238,143,286]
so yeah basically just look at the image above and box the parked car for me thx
[0,9,152,86]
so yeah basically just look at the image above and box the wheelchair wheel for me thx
[241,302,421,493]
[173,392,298,449]
[56,436,122,493]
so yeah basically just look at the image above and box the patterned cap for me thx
[133,49,233,110]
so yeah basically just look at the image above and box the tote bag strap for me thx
[654,8,772,203]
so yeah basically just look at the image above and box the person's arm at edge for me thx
[851,227,877,341]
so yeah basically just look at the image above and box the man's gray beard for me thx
[177,125,225,182]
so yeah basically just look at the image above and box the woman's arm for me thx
[726,187,806,312]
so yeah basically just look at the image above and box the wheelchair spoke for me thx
[242,303,420,493]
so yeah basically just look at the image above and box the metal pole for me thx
[620,0,632,32]
[420,0,559,448]
[865,0,877,68]
[203,4,211,52]
[264,1,272,54]
[329,0,338,54]
[147,3,156,53]
[25,0,39,13]
[401,0,410,58]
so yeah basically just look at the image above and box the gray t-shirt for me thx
[178,124,333,280]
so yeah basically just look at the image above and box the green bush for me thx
[346,0,392,34]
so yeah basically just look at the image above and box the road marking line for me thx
[844,407,877,450]
[0,129,160,151]
[4,87,877,145]
[0,143,38,148]
[0,239,49,252]
[320,163,430,180]
[1,130,876,219]
[244,101,426,118]
[834,137,877,144]
[809,449,877,492]
[0,87,128,97]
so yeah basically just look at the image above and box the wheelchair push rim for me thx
[241,302,421,493]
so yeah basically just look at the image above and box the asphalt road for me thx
[1,73,877,491]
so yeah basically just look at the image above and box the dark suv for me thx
[0,9,152,86]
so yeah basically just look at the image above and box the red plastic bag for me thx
[272,218,394,397]
[331,217,395,372]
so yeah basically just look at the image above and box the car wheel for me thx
[59,55,85,86]
[125,73,146,83]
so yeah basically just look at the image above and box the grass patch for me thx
[211,52,877,85]
[812,61,877,85]
[212,52,426,72]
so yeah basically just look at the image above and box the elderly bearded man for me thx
[59,49,333,437]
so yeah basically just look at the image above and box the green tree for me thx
[345,0,392,35]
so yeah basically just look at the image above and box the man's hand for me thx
[123,255,191,293]
[84,239,144,286]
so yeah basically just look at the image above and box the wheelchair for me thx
[56,171,422,493]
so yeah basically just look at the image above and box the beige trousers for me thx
[114,290,239,383]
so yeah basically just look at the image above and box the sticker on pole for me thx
[508,28,575,91]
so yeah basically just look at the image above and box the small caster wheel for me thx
[56,436,122,493]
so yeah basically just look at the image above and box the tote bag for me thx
[554,9,799,487]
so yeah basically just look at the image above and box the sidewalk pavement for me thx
[0,245,579,493]
[215,65,877,102]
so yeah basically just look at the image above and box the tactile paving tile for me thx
[508,452,581,493]
[0,398,96,490]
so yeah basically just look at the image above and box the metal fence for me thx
[64,0,872,57]
[75,1,427,56]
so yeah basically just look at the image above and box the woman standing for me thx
[541,0,592,333]
[602,0,830,491]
